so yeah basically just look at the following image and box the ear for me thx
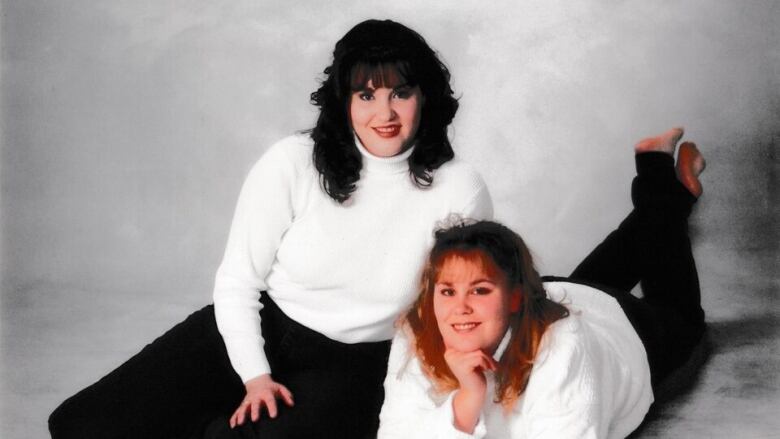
[509,286,523,313]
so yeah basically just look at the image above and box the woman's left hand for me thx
[229,374,294,428]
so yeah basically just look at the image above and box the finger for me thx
[467,352,493,372]
[479,351,498,370]
[236,404,247,426]
[251,399,261,422]
[266,394,279,418]
[230,411,237,429]
[464,351,487,365]
[279,385,295,406]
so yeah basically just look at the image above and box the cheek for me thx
[433,298,453,335]
[399,99,422,126]
[488,297,511,326]
[349,99,367,127]
[432,297,446,324]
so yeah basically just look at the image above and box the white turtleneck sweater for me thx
[213,134,493,382]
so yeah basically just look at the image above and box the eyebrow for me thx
[435,279,497,286]
[354,83,411,93]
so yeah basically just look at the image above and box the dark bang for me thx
[349,60,418,91]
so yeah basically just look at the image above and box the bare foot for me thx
[635,127,685,155]
[676,141,706,197]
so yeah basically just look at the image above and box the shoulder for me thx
[431,157,487,192]
[387,325,421,375]
[542,280,623,316]
[540,280,651,383]
[387,326,436,384]
[246,134,314,178]
[534,313,588,368]
[258,133,313,167]
[427,158,492,218]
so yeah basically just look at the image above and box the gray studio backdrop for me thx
[1,1,778,438]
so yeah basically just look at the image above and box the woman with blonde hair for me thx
[378,129,707,438]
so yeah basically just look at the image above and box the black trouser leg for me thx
[200,293,391,439]
[49,305,245,439]
[568,152,705,385]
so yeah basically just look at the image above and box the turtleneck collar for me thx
[492,329,512,361]
[353,133,414,175]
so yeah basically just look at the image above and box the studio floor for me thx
[1,238,778,438]
[2,2,779,437]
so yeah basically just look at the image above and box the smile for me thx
[373,125,401,137]
[452,322,481,332]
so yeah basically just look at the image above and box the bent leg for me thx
[203,361,389,439]
[571,153,695,291]
[569,151,705,383]
[201,295,391,439]
[49,305,245,439]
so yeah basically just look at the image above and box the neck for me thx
[353,134,414,175]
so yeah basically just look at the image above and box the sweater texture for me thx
[377,281,653,439]
[213,134,493,382]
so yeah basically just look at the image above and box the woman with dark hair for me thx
[378,129,707,438]
[48,19,491,439]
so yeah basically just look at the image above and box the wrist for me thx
[458,378,487,397]
[452,388,485,434]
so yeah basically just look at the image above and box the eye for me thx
[472,287,492,295]
[357,91,374,101]
[392,87,412,99]
[438,288,455,297]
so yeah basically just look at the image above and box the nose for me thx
[377,98,397,122]
[453,295,473,315]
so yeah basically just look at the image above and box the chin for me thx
[444,336,485,353]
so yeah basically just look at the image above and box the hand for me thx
[230,374,294,428]
[443,349,497,394]
[444,349,497,434]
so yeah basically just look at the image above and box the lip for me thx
[451,322,481,333]
[372,125,401,138]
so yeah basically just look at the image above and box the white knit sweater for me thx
[378,281,653,439]
[213,134,493,382]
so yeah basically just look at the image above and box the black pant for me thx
[49,294,391,439]
[49,153,704,438]
[563,152,705,387]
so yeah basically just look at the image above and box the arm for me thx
[444,349,498,434]
[516,322,608,439]
[213,140,298,381]
[213,139,300,424]
[377,331,491,439]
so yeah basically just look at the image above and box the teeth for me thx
[453,323,478,330]
[375,126,399,133]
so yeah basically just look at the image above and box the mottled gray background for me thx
[1,1,778,438]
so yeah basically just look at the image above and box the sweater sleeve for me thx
[516,322,607,439]
[213,139,298,383]
[377,331,488,439]
[461,173,493,221]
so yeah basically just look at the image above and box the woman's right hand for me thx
[444,349,497,393]
[443,349,497,434]
[230,374,295,428]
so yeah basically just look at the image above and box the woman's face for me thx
[433,253,518,355]
[349,79,423,157]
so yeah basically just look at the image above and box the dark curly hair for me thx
[310,19,459,203]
